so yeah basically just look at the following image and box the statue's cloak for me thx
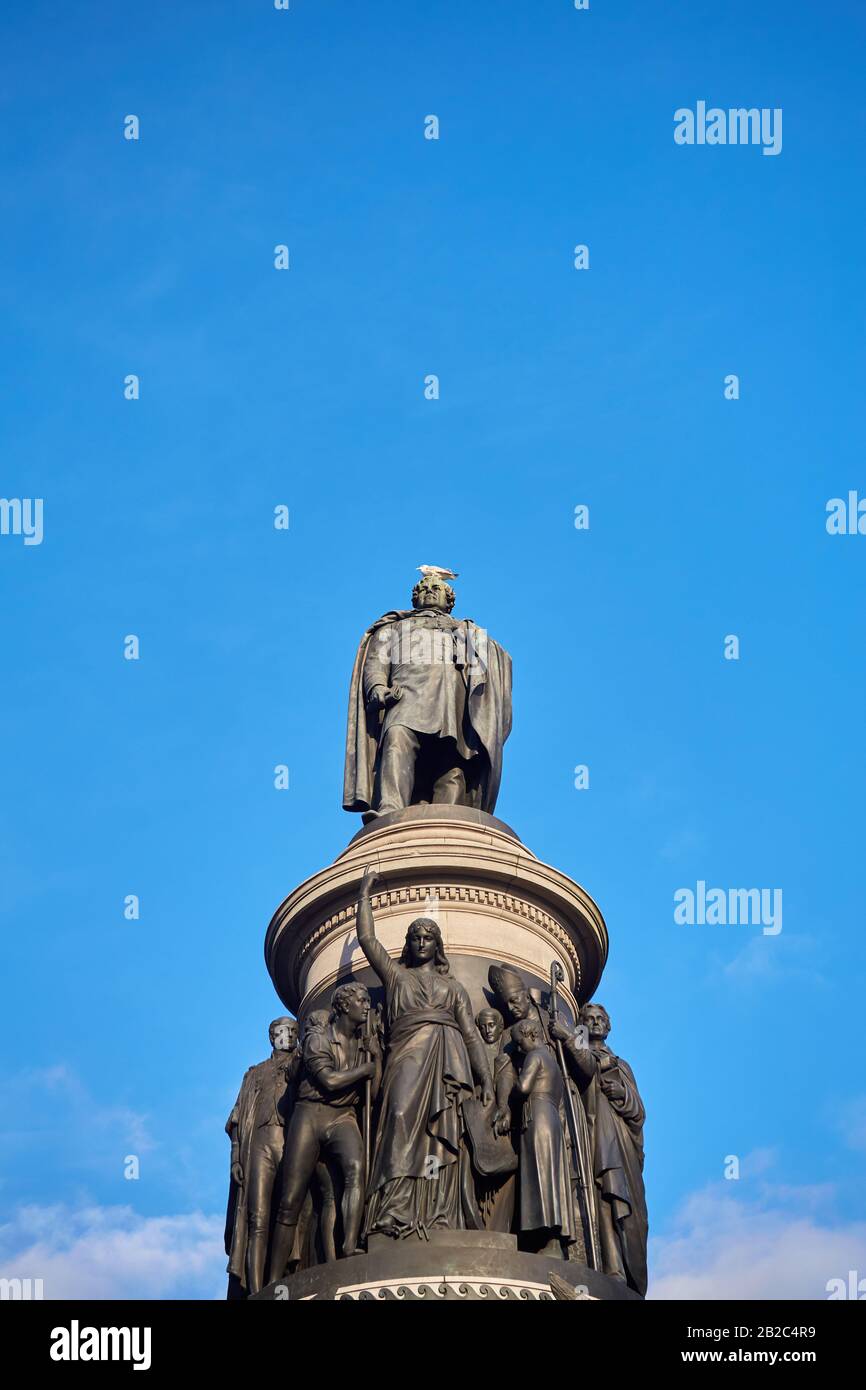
[583,1051,648,1296]
[342,610,512,815]
[223,1062,265,1286]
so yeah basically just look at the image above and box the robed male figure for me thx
[343,569,512,820]
[551,1002,648,1295]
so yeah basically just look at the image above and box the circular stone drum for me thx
[265,805,608,1024]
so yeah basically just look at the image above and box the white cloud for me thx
[650,1178,866,1300]
[5,1166,865,1302]
[0,1204,225,1300]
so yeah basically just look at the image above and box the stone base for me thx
[252,1229,641,1301]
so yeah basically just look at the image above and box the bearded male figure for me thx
[550,1002,648,1295]
[343,568,512,821]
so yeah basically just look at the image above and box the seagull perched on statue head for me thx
[417,565,459,580]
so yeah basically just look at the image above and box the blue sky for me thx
[2,0,865,1298]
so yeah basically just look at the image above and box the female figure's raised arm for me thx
[356,865,397,988]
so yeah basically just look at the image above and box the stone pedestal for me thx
[265,804,608,1023]
[260,804,630,1300]
[251,1229,640,1301]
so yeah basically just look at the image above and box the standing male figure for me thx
[224,1016,299,1299]
[343,569,512,820]
[550,1002,648,1294]
[267,984,380,1283]
[293,1011,339,1267]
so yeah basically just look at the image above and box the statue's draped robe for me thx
[565,1038,648,1294]
[516,1049,576,1239]
[361,937,492,1238]
[343,610,512,815]
[493,1016,588,1255]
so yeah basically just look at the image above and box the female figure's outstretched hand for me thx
[357,865,384,961]
[359,864,380,897]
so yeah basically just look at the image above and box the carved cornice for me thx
[265,811,608,1012]
[295,884,583,988]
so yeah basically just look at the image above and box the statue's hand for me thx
[480,1081,494,1108]
[549,1016,573,1043]
[231,1162,244,1186]
[601,1077,625,1102]
[360,865,380,895]
[492,1109,511,1137]
[367,685,402,711]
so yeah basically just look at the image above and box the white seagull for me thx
[417,565,459,580]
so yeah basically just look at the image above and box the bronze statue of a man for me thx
[267,984,379,1284]
[343,569,512,820]
[550,1002,648,1295]
[224,1016,299,1299]
[294,1010,339,1266]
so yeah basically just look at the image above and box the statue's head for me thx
[476,1008,504,1046]
[505,986,533,1022]
[412,573,455,613]
[303,1009,331,1039]
[488,963,533,1023]
[513,1018,541,1055]
[579,1002,611,1042]
[400,917,450,973]
[331,983,371,1027]
[269,1016,298,1052]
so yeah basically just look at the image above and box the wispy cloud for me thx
[0,1203,224,1300]
[650,1169,866,1299]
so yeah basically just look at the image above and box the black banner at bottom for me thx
[4,1297,859,1376]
